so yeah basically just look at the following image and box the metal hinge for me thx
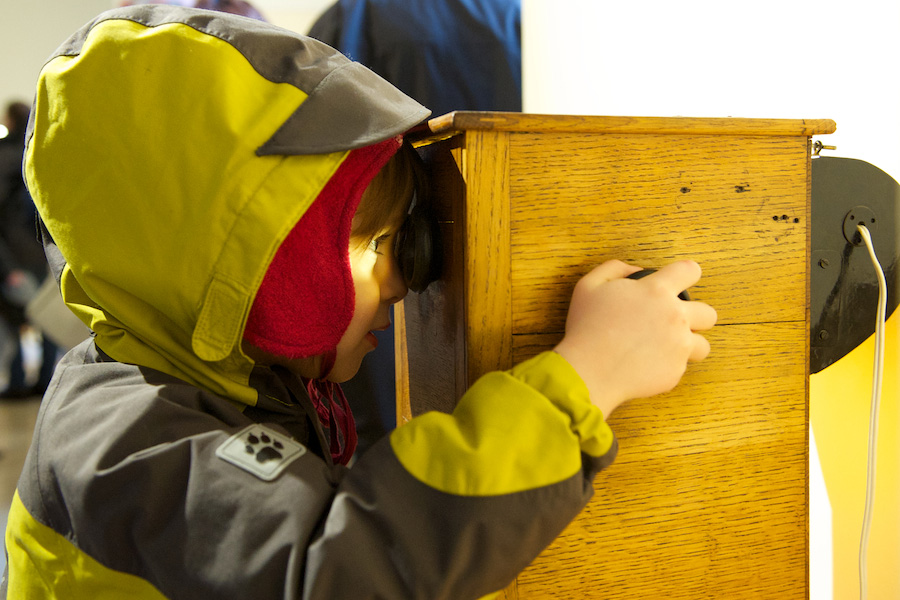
[813,140,837,156]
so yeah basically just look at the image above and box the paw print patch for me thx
[216,425,307,481]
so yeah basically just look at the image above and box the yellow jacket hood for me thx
[24,5,430,405]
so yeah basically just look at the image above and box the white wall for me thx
[2,1,114,106]
[1,0,334,108]
[254,0,333,35]
[523,0,900,185]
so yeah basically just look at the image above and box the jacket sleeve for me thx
[303,351,617,600]
[5,348,615,600]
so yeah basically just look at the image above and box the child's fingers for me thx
[689,332,712,362]
[652,261,715,363]
[685,299,718,332]
[647,260,717,333]
[587,259,643,284]
[650,260,703,296]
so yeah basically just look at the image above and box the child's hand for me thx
[553,260,717,418]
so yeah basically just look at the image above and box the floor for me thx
[0,395,41,574]
[0,328,48,574]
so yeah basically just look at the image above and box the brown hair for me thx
[350,142,422,248]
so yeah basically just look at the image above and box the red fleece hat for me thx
[243,137,401,358]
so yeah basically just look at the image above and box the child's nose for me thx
[381,252,409,305]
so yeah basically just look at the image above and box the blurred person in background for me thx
[309,0,521,116]
[0,101,58,399]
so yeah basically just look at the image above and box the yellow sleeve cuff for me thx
[390,352,615,496]
[510,352,614,458]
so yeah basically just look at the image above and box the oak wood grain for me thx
[398,114,819,599]
[463,130,514,383]
[507,133,809,333]
[509,323,808,599]
[428,111,835,138]
[394,300,411,426]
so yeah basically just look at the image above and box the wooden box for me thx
[396,112,836,599]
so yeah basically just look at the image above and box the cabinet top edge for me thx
[424,111,837,138]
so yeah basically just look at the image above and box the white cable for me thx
[856,223,887,600]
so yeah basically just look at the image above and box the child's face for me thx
[241,149,414,382]
[241,212,407,381]
[326,211,409,382]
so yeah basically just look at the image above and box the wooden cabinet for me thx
[396,112,836,599]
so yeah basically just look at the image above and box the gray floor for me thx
[0,395,41,574]
[0,326,47,574]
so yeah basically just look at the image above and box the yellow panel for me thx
[811,312,899,600]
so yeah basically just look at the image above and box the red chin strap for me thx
[243,138,400,359]
[305,349,357,465]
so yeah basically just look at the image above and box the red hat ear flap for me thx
[243,138,400,359]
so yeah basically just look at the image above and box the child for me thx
[3,5,716,599]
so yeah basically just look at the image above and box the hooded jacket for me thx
[3,6,617,599]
